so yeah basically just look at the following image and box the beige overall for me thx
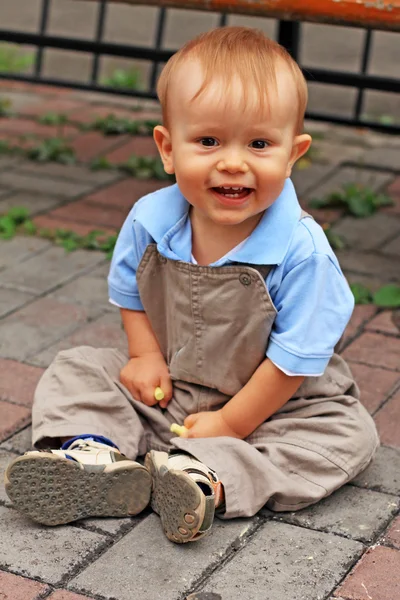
[32,242,379,519]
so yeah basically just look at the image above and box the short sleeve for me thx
[266,252,354,375]
[107,208,152,310]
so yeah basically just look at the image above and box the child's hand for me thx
[181,410,241,439]
[119,352,172,408]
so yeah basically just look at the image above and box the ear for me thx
[153,125,175,175]
[286,133,312,177]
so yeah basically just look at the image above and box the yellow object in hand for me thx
[154,387,164,401]
[170,423,188,437]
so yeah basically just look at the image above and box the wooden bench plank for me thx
[92,0,400,31]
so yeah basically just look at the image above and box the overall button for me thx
[239,273,252,286]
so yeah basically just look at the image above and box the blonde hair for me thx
[157,26,308,134]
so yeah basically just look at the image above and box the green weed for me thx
[350,282,400,308]
[0,43,34,73]
[119,154,172,180]
[310,183,393,218]
[0,98,13,117]
[0,206,118,259]
[91,114,159,136]
[27,138,76,164]
[101,68,142,90]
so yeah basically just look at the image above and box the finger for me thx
[121,377,141,403]
[158,376,173,408]
[140,386,159,407]
[184,413,199,428]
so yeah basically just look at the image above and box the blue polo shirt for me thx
[108,180,354,376]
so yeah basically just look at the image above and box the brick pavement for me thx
[0,81,399,600]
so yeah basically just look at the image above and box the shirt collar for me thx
[133,179,301,266]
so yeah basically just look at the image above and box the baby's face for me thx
[155,59,311,236]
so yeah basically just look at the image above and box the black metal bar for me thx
[0,30,174,63]
[1,29,398,94]
[354,29,373,121]
[34,0,51,77]
[91,0,108,84]
[277,20,300,60]
[149,7,167,92]
[303,68,400,94]
[306,110,400,135]
[219,14,228,26]
[0,71,158,100]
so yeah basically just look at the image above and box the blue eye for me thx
[199,138,218,147]
[250,140,268,149]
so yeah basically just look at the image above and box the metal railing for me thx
[0,0,399,133]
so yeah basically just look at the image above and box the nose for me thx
[216,151,249,174]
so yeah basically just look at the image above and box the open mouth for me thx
[212,186,253,200]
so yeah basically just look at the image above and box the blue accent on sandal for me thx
[64,453,79,462]
[61,434,119,450]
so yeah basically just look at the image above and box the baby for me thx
[5,26,379,544]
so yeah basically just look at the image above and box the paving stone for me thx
[199,521,363,600]
[340,305,378,350]
[0,359,44,406]
[0,401,31,443]
[82,177,169,211]
[91,262,112,278]
[67,104,139,124]
[374,389,400,448]
[343,332,400,371]
[49,199,128,230]
[48,591,95,600]
[351,445,400,495]
[0,190,66,216]
[291,163,335,197]
[0,155,21,170]
[30,311,127,368]
[21,98,87,117]
[381,233,400,256]
[0,171,94,198]
[0,449,18,505]
[0,117,77,139]
[51,274,110,315]
[334,545,400,600]
[18,160,120,185]
[335,250,400,281]
[0,287,34,319]
[310,140,366,165]
[69,513,259,600]
[78,514,141,537]
[388,177,400,196]
[0,246,105,294]
[347,363,399,413]
[359,145,400,171]
[0,236,51,271]
[70,132,128,162]
[186,595,222,600]
[105,136,158,162]
[0,297,90,361]
[270,485,398,543]
[33,215,117,237]
[365,311,400,335]
[0,186,11,198]
[0,506,106,585]
[330,213,400,251]
[344,273,389,294]
[0,426,33,454]
[309,167,393,201]
[0,570,49,599]
[381,516,400,550]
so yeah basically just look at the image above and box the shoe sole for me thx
[4,453,151,526]
[144,450,205,544]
